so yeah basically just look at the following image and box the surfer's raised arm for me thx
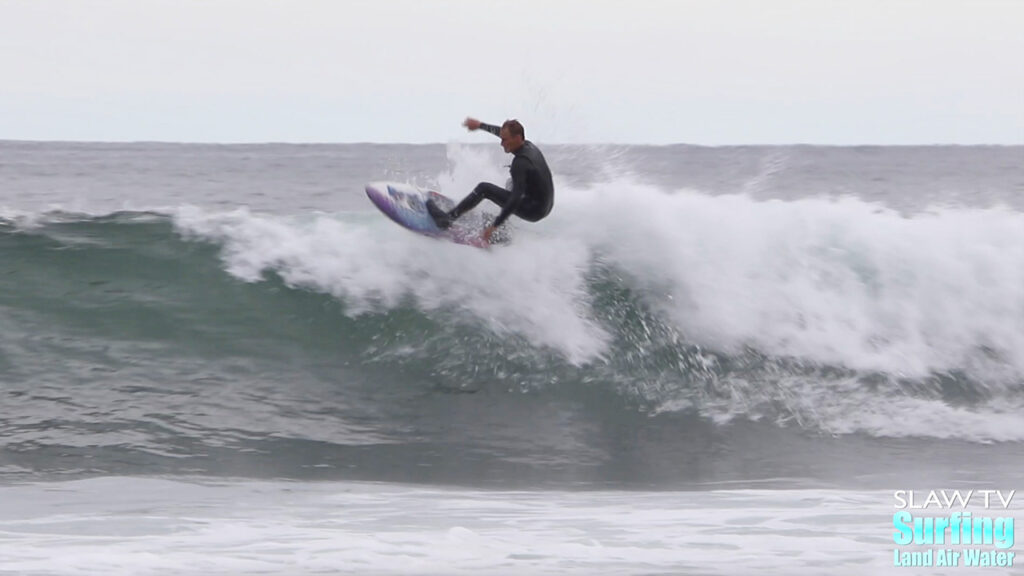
[463,117,501,137]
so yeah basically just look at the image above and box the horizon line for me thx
[1,138,1021,148]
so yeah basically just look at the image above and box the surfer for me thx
[427,118,554,244]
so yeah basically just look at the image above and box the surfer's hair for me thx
[502,119,525,139]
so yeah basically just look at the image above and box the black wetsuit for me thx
[448,123,554,228]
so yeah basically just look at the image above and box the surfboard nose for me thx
[365,182,385,199]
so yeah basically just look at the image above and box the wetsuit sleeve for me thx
[493,157,528,228]
[479,122,501,137]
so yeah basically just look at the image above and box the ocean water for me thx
[1,141,1023,574]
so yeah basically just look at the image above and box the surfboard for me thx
[365,181,495,248]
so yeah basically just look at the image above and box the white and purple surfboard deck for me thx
[365,181,491,248]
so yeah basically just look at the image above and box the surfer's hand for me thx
[463,117,481,131]
[482,225,496,244]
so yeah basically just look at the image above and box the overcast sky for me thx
[2,0,1022,144]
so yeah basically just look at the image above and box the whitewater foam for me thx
[556,179,1024,379]
[0,477,896,576]
[174,172,1024,384]
[173,205,608,364]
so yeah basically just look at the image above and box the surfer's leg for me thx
[450,183,510,219]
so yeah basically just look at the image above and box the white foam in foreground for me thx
[0,477,966,576]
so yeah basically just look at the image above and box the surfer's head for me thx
[499,119,525,153]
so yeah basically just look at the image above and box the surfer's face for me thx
[499,128,524,154]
